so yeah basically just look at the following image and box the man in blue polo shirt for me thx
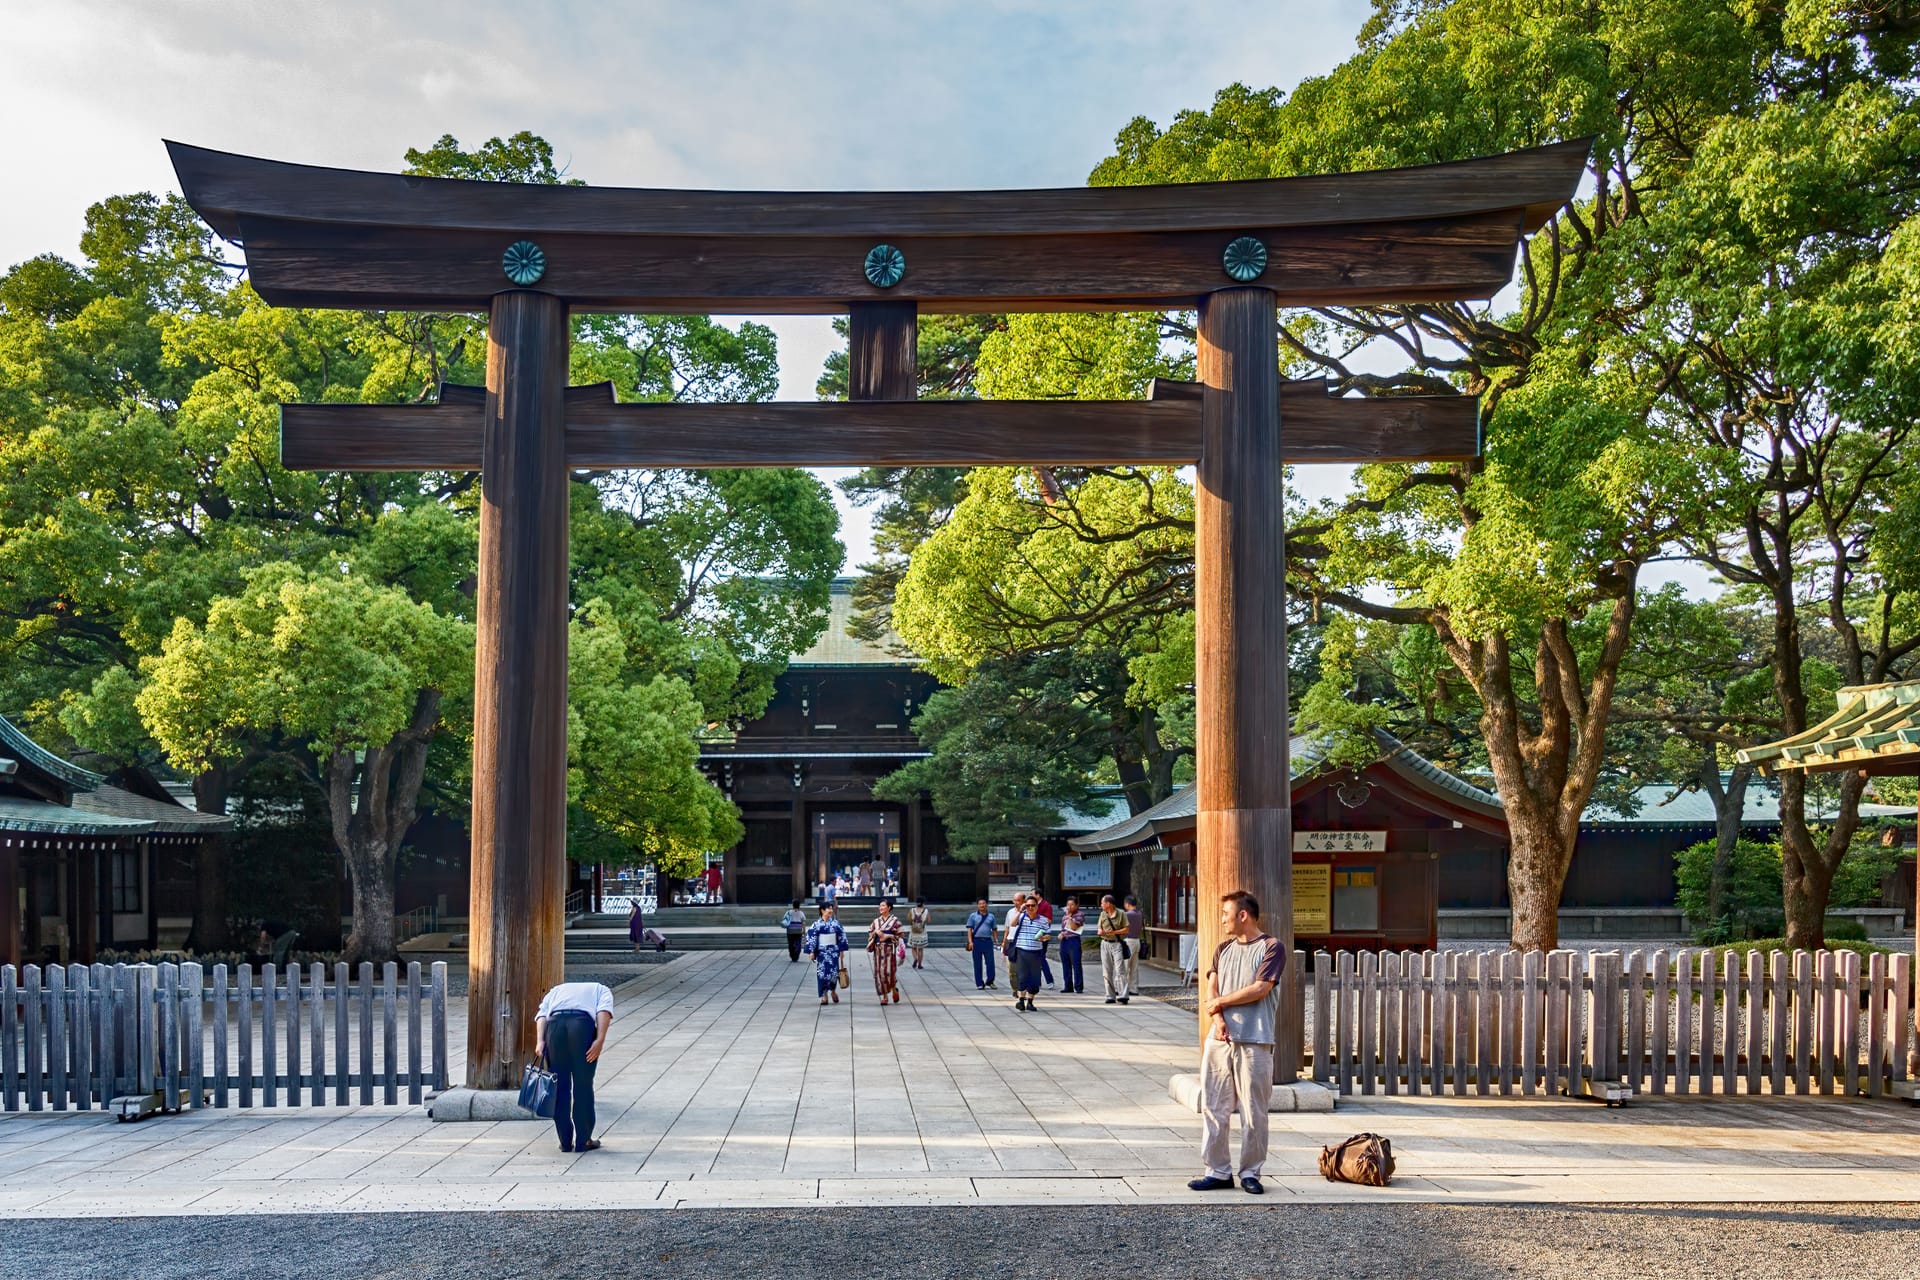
[964,897,999,989]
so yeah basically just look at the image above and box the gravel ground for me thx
[7,1204,1916,1280]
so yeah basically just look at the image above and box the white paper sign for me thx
[1293,829,1387,853]
[1061,854,1111,887]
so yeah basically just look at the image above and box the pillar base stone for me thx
[426,1087,543,1122]
[1168,1072,1336,1113]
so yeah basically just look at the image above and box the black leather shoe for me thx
[1104,997,1117,1004]
[1240,1175,1263,1194]
[1118,996,1130,1004]
[578,1139,603,1153]
[1188,1176,1234,1191]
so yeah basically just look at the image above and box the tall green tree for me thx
[136,563,471,963]
[1074,0,1915,949]
[3,132,840,951]
[1615,76,1920,946]
[886,312,1196,819]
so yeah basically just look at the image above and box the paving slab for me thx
[3,947,1917,1215]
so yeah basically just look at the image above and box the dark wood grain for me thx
[439,381,611,408]
[280,388,1479,470]
[1194,286,1296,1075]
[465,290,570,1092]
[848,302,918,401]
[170,138,1587,241]
[231,211,1524,313]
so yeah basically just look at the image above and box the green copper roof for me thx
[1737,681,1920,774]
[0,712,103,791]
[1068,730,1505,853]
[791,578,914,666]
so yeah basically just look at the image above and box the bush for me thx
[1821,917,1869,942]
[1712,937,1896,961]
[1678,832,1905,944]
[1832,833,1906,909]
[1676,838,1783,940]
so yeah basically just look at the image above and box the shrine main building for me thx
[698,579,983,905]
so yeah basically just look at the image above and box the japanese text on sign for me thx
[1293,829,1387,853]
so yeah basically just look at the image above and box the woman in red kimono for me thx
[866,897,907,1004]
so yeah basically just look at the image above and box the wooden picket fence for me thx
[1,960,450,1114]
[1305,948,1916,1102]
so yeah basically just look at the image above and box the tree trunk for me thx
[1442,592,1636,954]
[341,832,398,966]
[1702,759,1754,924]
[328,689,442,966]
[187,765,232,951]
[1775,760,1867,951]
[1503,798,1573,952]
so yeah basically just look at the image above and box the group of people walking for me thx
[964,891,1144,1012]
[539,888,1282,1198]
[811,857,898,901]
[787,896,930,1005]
[784,889,1142,1014]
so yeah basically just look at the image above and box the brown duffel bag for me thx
[1318,1132,1395,1186]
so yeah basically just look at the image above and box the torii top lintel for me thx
[167,139,1589,315]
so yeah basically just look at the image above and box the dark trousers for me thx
[786,930,804,961]
[1015,948,1045,996]
[545,1013,598,1150]
[1041,947,1055,985]
[971,942,995,986]
[1059,935,1084,992]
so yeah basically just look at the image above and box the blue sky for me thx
[0,0,1380,568]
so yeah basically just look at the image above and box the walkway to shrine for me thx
[1,949,1916,1214]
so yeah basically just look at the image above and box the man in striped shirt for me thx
[1007,898,1053,1013]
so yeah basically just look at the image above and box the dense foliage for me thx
[846,0,1920,947]
[0,133,840,960]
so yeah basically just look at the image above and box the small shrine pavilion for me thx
[1069,730,1508,960]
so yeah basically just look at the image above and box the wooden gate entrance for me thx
[170,139,1585,1088]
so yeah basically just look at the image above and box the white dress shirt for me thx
[536,982,615,1020]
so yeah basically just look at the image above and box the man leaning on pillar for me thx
[1188,890,1285,1195]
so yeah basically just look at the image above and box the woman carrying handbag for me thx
[867,897,907,1004]
[803,902,852,1005]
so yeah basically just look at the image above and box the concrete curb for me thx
[426,1088,543,1122]
[1168,1072,1336,1113]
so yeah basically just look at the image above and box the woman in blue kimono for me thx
[802,903,851,1005]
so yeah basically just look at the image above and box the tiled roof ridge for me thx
[0,712,105,790]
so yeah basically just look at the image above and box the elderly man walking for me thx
[1188,891,1286,1195]
[1096,893,1131,1005]
[965,897,999,989]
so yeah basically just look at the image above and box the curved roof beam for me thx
[167,139,1590,315]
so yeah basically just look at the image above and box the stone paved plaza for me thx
[2,948,1918,1216]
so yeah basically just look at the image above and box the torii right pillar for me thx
[1194,286,1299,1082]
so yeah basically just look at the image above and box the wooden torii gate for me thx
[170,139,1585,1089]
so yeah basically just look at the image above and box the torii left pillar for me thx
[467,290,570,1088]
